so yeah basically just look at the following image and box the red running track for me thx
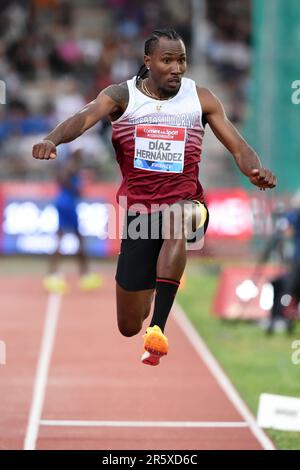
[0,270,274,450]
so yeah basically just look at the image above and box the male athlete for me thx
[43,146,102,294]
[32,29,276,366]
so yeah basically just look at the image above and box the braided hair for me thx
[135,28,183,84]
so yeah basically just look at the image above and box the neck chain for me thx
[141,79,166,100]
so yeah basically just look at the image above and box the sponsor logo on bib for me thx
[134,124,186,173]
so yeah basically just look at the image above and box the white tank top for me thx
[111,76,205,211]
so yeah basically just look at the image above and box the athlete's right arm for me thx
[32,83,128,160]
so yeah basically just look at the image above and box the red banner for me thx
[205,188,253,240]
[213,265,285,320]
[0,184,260,255]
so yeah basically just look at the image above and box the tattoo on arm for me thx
[45,83,129,145]
[102,82,129,108]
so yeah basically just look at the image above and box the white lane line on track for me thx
[24,293,62,450]
[173,303,275,450]
[40,420,249,428]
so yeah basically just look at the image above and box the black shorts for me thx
[115,203,209,291]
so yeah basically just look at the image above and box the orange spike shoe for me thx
[141,325,168,366]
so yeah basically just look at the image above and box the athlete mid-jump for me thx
[32,29,276,366]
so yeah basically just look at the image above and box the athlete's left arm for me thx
[198,87,277,189]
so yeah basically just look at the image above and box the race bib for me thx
[134,124,186,173]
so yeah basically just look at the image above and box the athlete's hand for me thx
[32,140,57,160]
[249,168,277,190]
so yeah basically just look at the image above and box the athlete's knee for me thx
[173,201,203,236]
[117,319,143,337]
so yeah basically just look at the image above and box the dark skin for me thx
[33,37,277,337]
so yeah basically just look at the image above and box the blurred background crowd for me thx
[0,0,251,181]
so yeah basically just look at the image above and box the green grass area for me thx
[178,263,300,450]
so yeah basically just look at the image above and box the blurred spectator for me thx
[43,144,103,294]
[266,190,300,334]
[110,40,139,83]
[0,99,51,146]
[206,0,251,123]
[53,79,85,123]
[0,0,252,181]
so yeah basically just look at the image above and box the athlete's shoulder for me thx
[101,81,129,108]
[195,87,221,113]
[196,87,216,100]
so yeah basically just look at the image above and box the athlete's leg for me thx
[48,229,64,274]
[142,201,205,365]
[75,231,103,291]
[43,230,69,293]
[76,232,88,275]
[115,203,204,341]
[149,200,202,331]
[116,284,155,337]
[115,213,163,338]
